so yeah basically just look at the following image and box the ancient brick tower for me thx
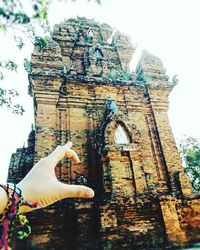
[8,18,200,249]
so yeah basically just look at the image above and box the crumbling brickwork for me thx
[8,18,200,249]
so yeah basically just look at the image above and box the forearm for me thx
[0,186,8,214]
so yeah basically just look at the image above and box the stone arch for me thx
[104,115,136,149]
[87,28,95,42]
[100,113,147,196]
[102,118,141,197]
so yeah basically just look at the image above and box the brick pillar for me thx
[34,92,59,163]
[160,198,188,246]
[148,86,191,195]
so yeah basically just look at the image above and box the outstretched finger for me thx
[46,142,80,167]
[57,182,95,199]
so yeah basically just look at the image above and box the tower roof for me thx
[29,17,136,88]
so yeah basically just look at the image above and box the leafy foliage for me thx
[0,59,25,114]
[0,60,18,72]
[23,59,32,73]
[16,37,25,49]
[179,136,200,192]
[34,36,48,52]
[0,0,50,115]
[0,0,101,115]
[121,69,132,81]
[0,88,24,115]
[0,0,49,28]
[107,68,132,81]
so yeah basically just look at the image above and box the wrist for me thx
[0,183,35,248]
[17,181,32,213]
[0,185,8,214]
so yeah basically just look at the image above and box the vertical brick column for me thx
[34,92,59,163]
[149,86,191,195]
[160,198,188,245]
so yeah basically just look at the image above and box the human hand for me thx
[17,142,94,213]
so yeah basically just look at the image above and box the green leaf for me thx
[17,40,25,49]
[12,104,25,115]
[24,58,32,73]
[0,71,4,80]
[14,12,30,24]
[0,87,24,115]
[179,136,200,192]
[5,60,18,71]
[34,36,48,52]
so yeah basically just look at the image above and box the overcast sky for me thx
[0,0,200,182]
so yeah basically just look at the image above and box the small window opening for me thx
[114,125,130,145]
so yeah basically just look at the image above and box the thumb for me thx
[57,182,95,199]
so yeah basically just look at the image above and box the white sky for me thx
[0,0,200,182]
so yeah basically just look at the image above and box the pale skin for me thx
[0,142,94,214]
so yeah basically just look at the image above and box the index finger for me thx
[46,142,80,167]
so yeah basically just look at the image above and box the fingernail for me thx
[86,190,94,198]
